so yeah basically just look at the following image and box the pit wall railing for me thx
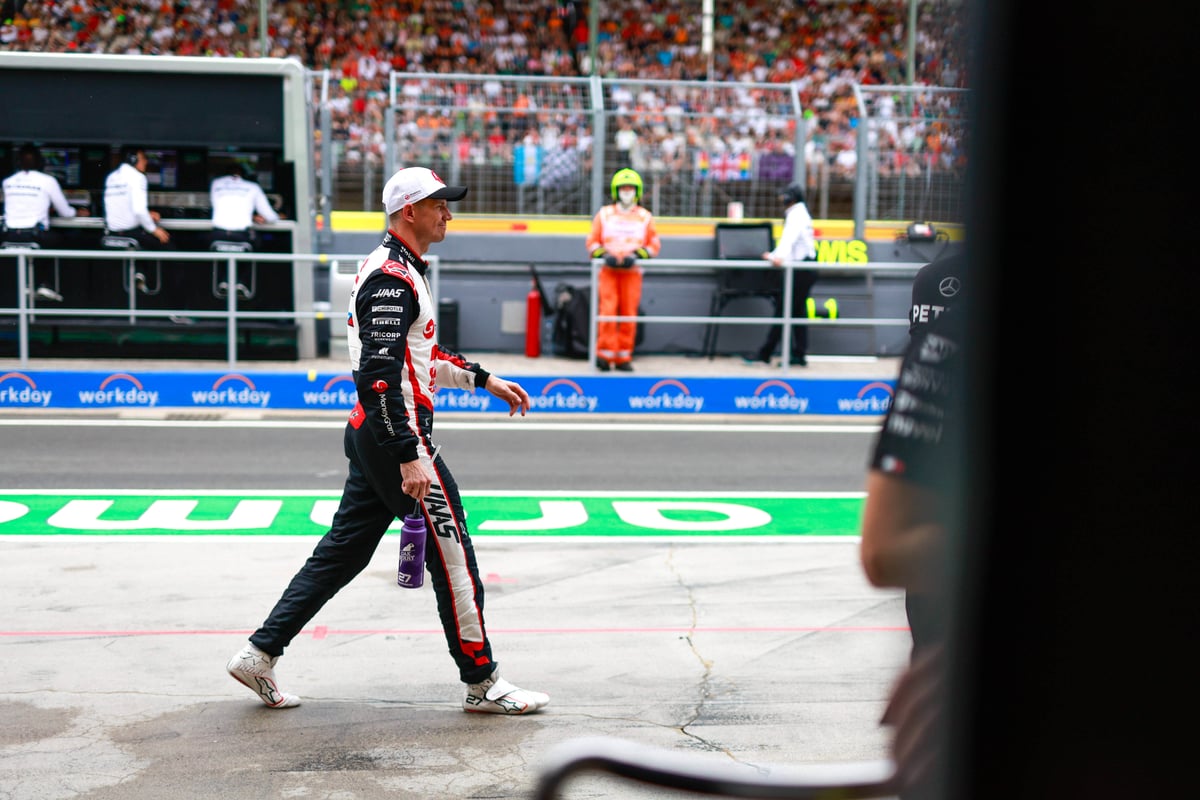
[2,248,920,370]
[0,248,374,368]
[585,257,920,372]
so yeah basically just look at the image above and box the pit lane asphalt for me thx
[0,353,904,800]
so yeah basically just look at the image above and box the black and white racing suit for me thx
[250,231,500,684]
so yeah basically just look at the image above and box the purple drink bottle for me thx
[398,446,439,589]
[397,508,427,589]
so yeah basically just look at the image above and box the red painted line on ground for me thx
[0,625,908,638]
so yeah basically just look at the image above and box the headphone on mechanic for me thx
[17,144,44,172]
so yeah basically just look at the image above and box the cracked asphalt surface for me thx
[1,355,907,798]
[1,535,905,799]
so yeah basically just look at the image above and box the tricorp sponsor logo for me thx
[302,375,356,407]
[532,379,598,412]
[191,374,271,407]
[628,379,704,412]
[78,373,158,406]
[0,372,51,407]
[733,379,809,413]
[836,381,894,414]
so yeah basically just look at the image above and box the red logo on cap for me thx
[430,170,444,184]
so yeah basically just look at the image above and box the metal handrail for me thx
[4,248,919,370]
[588,257,922,371]
[1,248,374,368]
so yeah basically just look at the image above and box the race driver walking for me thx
[226,167,548,715]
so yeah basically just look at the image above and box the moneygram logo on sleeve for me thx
[191,374,271,407]
[77,373,158,406]
[628,379,705,412]
[0,372,51,407]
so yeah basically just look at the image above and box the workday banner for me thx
[0,370,894,416]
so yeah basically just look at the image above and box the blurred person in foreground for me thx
[226,167,548,716]
[908,252,964,337]
[586,167,661,372]
[859,254,967,798]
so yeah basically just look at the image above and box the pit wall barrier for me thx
[0,370,895,417]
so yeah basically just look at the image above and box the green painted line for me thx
[0,493,864,538]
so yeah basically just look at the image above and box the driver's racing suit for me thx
[248,231,501,683]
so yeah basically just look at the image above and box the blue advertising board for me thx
[0,369,894,416]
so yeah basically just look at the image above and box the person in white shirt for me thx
[751,182,819,366]
[2,143,89,247]
[208,161,283,250]
[103,148,170,249]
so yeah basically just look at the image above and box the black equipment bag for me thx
[551,283,591,359]
[550,283,644,359]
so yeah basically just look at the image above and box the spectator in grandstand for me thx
[486,124,510,165]
[0,0,970,217]
[749,182,818,366]
[539,139,581,192]
[613,117,645,172]
[1,143,88,249]
[586,167,661,372]
[102,148,170,249]
[458,129,488,166]
[208,160,283,251]
[226,165,548,716]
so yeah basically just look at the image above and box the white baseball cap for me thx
[382,167,468,214]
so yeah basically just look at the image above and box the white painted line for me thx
[0,418,880,434]
[0,488,866,498]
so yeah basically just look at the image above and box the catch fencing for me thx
[311,72,968,236]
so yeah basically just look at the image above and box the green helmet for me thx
[610,168,643,202]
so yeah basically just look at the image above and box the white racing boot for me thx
[463,669,549,715]
[226,643,301,708]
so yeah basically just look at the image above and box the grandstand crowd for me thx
[1,1,967,200]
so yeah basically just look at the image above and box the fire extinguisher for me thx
[525,280,541,358]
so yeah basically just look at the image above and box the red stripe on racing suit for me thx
[346,230,496,667]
